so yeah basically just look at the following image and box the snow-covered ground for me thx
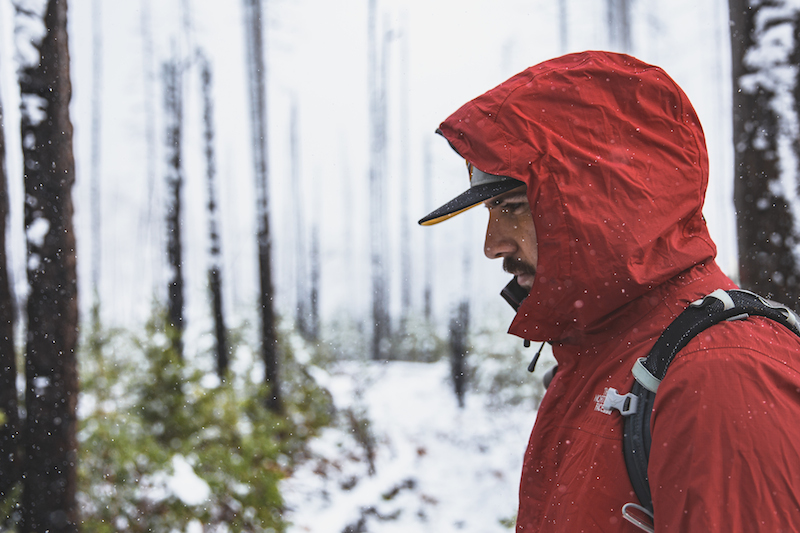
[282,360,538,533]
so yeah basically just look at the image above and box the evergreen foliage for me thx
[317,316,448,364]
[72,308,332,532]
[469,322,550,409]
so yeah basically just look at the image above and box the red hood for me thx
[438,51,717,342]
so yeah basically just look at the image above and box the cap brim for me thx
[418,179,524,226]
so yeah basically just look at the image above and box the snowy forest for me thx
[0,0,797,531]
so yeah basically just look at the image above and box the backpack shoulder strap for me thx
[620,289,800,513]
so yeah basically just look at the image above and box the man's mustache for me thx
[503,256,537,278]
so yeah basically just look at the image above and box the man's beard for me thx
[503,256,537,279]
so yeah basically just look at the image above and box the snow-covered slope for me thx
[282,360,537,532]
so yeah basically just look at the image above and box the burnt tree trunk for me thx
[309,221,320,340]
[368,0,390,360]
[0,66,19,505]
[89,0,102,325]
[199,53,228,378]
[289,101,310,338]
[243,0,281,412]
[422,140,433,321]
[607,0,632,52]
[558,0,569,52]
[140,0,160,275]
[18,1,80,530]
[449,301,469,408]
[730,0,800,307]
[450,225,472,407]
[398,25,412,333]
[163,58,185,357]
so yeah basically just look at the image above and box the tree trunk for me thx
[309,222,320,340]
[368,0,390,360]
[730,0,800,307]
[422,140,433,321]
[89,0,102,324]
[18,1,80,530]
[290,101,310,338]
[558,0,569,52]
[450,224,472,406]
[399,25,412,333]
[0,67,19,505]
[140,0,160,281]
[449,301,469,408]
[607,0,631,52]
[243,0,281,412]
[163,58,185,357]
[199,53,228,378]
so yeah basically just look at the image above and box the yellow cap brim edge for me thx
[419,201,482,226]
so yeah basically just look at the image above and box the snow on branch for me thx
[12,0,48,70]
[739,3,800,247]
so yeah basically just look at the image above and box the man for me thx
[420,51,800,531]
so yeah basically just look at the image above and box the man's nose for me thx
[484,215,516,259]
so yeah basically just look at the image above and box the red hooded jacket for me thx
[438,51,800,531]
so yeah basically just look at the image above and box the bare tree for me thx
[199,52,228,377]
[450,216,472,406]
[243,0,281,412]
[368,0,390,360]
[398,21,412,332]
[17,0,79,530]
[0,66,19,506]
[163,57,185,357]
[309,222,320,339]
[422,140,433,321]
[449,301,469,408]
[729,0,800,306]
[89,0,102,327]
[607,0,631,52]
[289,101,310,338]
[558,0,569,53]
[140,0,161,286]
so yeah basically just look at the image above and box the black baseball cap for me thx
[418,162,524,226]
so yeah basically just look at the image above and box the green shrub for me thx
[76,308,332,532]
[468,320,550,409]
[315,314,448,363]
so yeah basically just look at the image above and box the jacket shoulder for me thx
[649,316,800,530]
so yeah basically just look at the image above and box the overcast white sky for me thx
[0,0,735,343]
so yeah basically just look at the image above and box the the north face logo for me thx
[594,387,612,414]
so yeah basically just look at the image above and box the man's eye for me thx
[501,202,526,214]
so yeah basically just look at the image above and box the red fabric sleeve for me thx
[648,317,800,531]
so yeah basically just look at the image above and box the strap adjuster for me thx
[632,357,661,393]
[603,388,639,416]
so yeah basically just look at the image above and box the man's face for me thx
[483,186,538,290]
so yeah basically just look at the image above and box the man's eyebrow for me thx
[486,192,528,207]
